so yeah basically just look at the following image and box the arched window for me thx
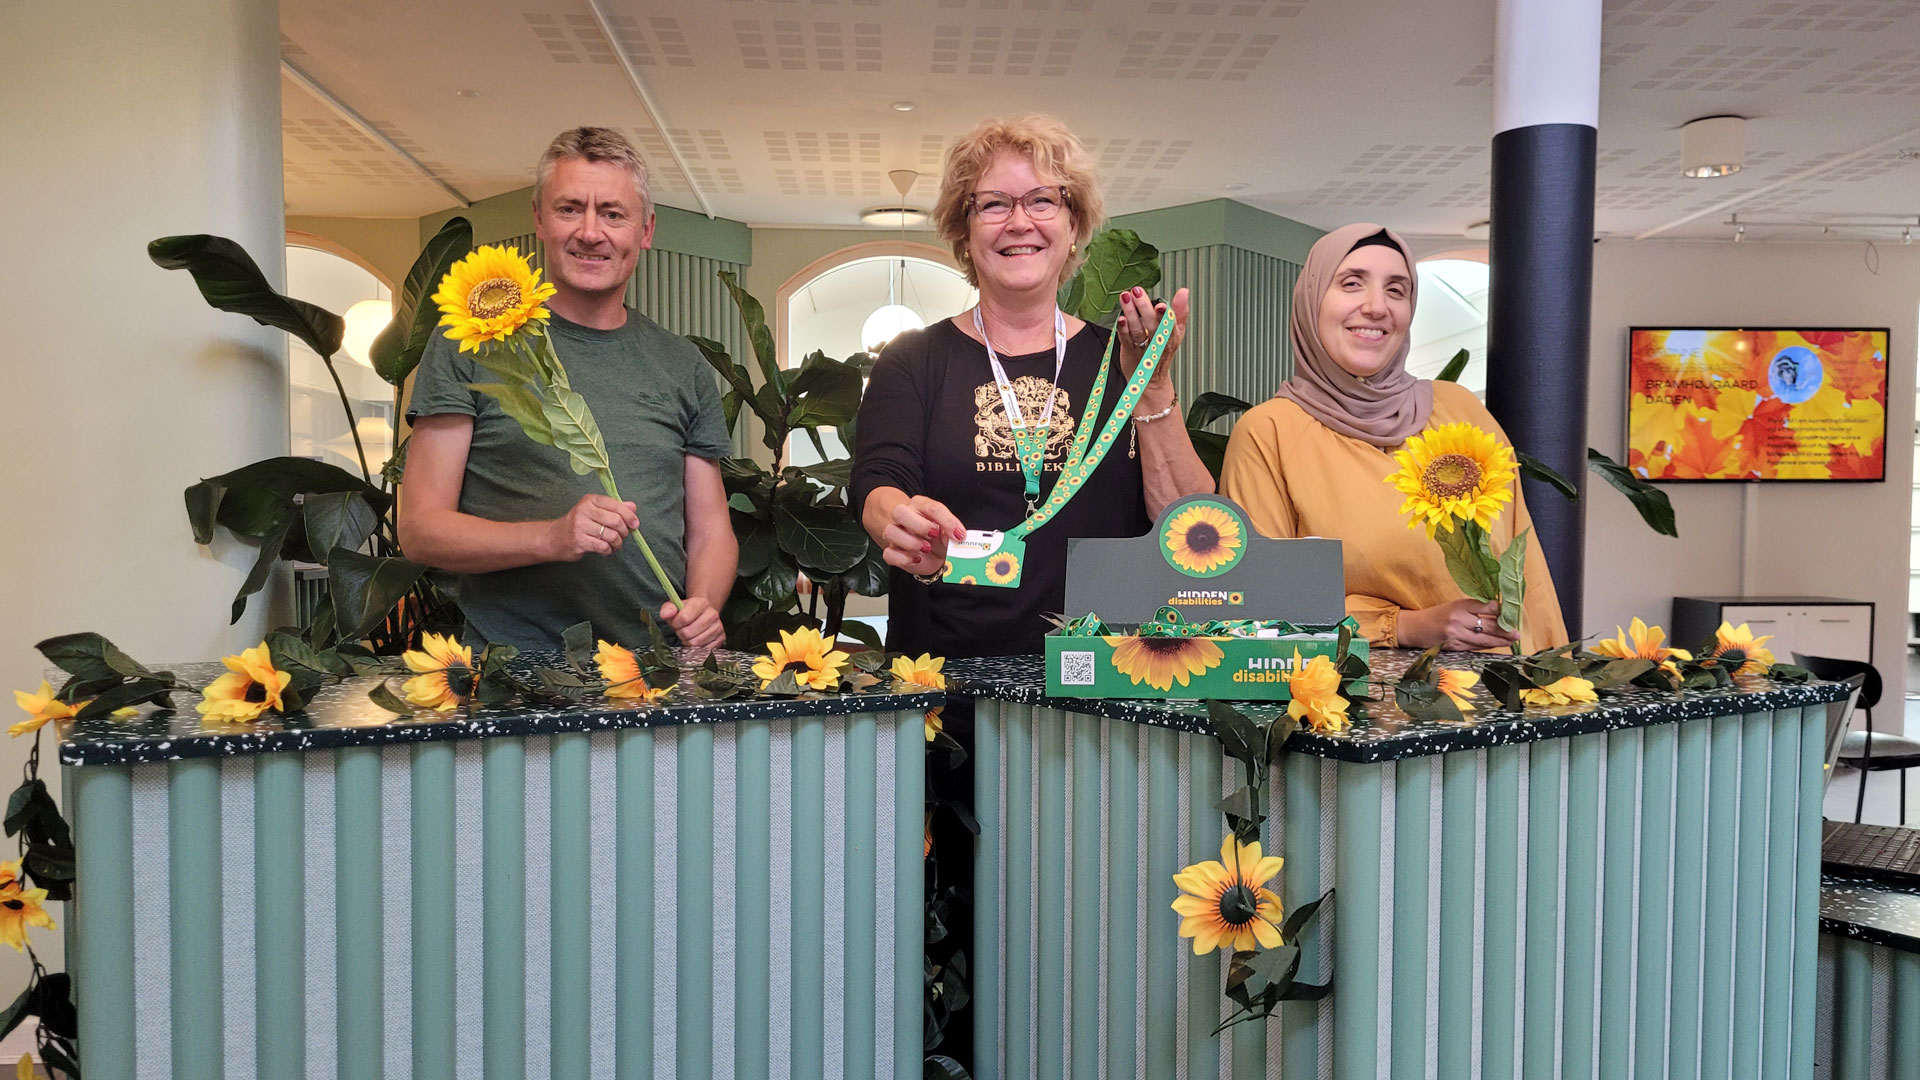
[1406,250,1490,398]
[284,244,397,476]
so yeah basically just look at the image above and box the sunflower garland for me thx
[1172,835,1285,954]
[594,640,672,704]
[1520,675,1599,707]
[0,860,53,954]
[400,632,477,711]
[10,682,80,739]
[1591,617,1691,676]
[1285,648,1350,733]
[1105,635,1225,692]
[195,643,293,723]
[1711,621,1776,676]
[1435,668,1480,712]
[890,653,948,741]
[751,627,852,692]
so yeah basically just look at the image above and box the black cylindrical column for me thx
[1486,0,1600,638]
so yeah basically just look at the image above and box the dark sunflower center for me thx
[1140,638,1193,656]
[1217,883,1258,926]
[1185,523,1220,553]
[245,682,267,703]
[2,899,22,911]
[468,278,522,319]
[1422,453,1482,499]
[783,659,814,675]
[446,665,475,700]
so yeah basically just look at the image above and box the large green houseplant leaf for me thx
[368,216,473,386]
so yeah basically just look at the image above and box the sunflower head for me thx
[1162,502,1245,576]
[433,244,559,352]
[1285,649,1350,732]
[985,551,1022,585]
[751,626,852,691]
[0,858,54,953]
[890,653,947,691]
[924,706,945,742]
[11,680,81,739]
[1171,835,1286,954]
[1106,635,1224,692]
[1435,667,1480,713]
[1711,621,1776,675]
[196,643,293,724]
[400,632,477,712]
[1386,421,1518,537]
[1591,617,1691,670]
[1520,675,1598,707]
[595,640,670,702]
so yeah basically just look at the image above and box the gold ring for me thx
[598,525,608,540]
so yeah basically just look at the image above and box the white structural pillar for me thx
[0,0,286,1058]
[1486,0,1602,639]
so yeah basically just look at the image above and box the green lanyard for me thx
[976,307,1068,511]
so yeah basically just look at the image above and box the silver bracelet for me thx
[1133,396,1179,425]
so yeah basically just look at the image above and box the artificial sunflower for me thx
[0,859,54,953]
[1711,621,1776,676]
[11,680,80,738]
[1163,503,1243,575]
[751,626,851,691]
[1106,635,1224,692]
[984,551,1022,585]
[1521,675,1598,707]
[196,643,292,723]
[1286,649,1350,733]
[1386,421,1519,537]
[1436,668,1480,713]
[401,632,477,711]
[890,653,948,741]
[1591,617,1692,675]
[432,244,558,353]
[1171,835,1285,954]
[594,640,671,704]
[16,1052,31,1080]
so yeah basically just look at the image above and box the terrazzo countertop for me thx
[946,649,1852,763]
[1821,873,1920,955]
[57,649,941,767]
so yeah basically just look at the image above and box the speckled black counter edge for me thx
[1820,873,1920,956]
[58,649,940,768]
[946,651,1852,764]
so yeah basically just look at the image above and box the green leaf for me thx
[470,382,557,446]
[34,632,156,682]
[368,680,413,715]
[262,631,353,679]
[797,458,854,491]
[1402,643,1443,685]
[1434,348,1470,383]
[688,334,778,434]
[1185,391,1254,430]
[0,984,31,1042]
[149,234,345,357]
[1187,429,1230,484]
[718,270,783,396]
[1769,662,1811,683]
[1279,887,1331,944]
[1395,680,1466,723]
[1215,785,1258,833]
[368,216,473,386]
[543,385,612,476]
[1240,943,1301,998]
[1480,661,1524,709]
[847,648,888,674]
[1588,448,1679,537]
[761,669,805,697]
[1434,522,1498,602]
[749,555,799,606]
[326,548,428,642]
[562,621,597,675]
[381,435,412,487]
[1206,700,1264,770]
[1584,657,1655,690]
[839,540,891,598]
[785,351,865,430]
[1264,713,1301,765]
[187,456,387,545]
[469,344,546,388]
[836,619,884,651]
[1516,452,1579,501]
[774,495,870,576]
[232,513,295,624]
[1057,228,1161,324]
[1496,526,1530,633]
[303,491,381,561]
[73,679,176,719]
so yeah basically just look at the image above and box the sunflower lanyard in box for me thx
[943,305,1177,589]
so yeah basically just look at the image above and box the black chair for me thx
[1794,653,1920,824]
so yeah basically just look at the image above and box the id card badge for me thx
[940,529,1028,589]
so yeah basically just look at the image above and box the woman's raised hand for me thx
[880,495,968,577]
[1400,597,1517,652]
[1115,286,1189,379]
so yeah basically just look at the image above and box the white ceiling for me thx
[280,0,1920,241]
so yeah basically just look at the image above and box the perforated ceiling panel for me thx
[1338,144,1481,177]
[929,25,1080,76]
[1733,2,1917,34]
[1304,180,1429,207]
[1144,0,1308,15]
[1114,30,1280,81]
[1631,44,1835,93]
[733,20,882,71]
[1806,49,1920,93]
[1604,0,1715,30]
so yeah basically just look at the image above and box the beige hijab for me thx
[1273,223,1432,448]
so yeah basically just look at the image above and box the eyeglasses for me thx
[967,185,1069,223]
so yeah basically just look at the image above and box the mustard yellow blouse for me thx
[1219,381,1568,652]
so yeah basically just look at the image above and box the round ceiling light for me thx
[862,303,925,352]
[1682,115,1746,178]
[859,206,929,227]
[341,298,394,367]
[891,100,916,112]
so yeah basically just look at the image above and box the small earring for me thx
[1070,242,1077,256]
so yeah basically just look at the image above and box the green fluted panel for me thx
[1729,715,1772,1080]
[71,766,133,1080]
[675,724,716,1080]
[1002,704,1035,1080]
[1634,725,1677,1080]
[1834,938,1873,1079]
[550,733,592,1080]
[1230,743,1266,1079]
[1560,734,1604,1080]
[1522,739,1563,1080]
[1142,725,1182,1074]
[616,728,657,1080]
[1070,715,1104,1079]
[1895,950,1920,1072]
[1185,737,1223,1079]
[1104,720,1141,1080]
[256,753,306,1080]
[1668,718,1711,1080]
[411,743,457,1080]
[735,721,772,1080]
[1036,709,1069,1080]
[168,759,224,1080]
[1483,747,1522,1080]
[1391,757,1433,1080]
[1279,752,1323,1080]
[974,701,1005,1080]
[893,712,928,1080]
[1157,245,1300,412]
[1699,717,1741,1080]
[1762,711,1801,1078]
[1334,762,1383,1079]
[842,713,878,1080]
[1437,751,1479,1079]
[336,747,384,1079]
[1791,708,1822,1080]
[1598,731,1640,1079]
[482,739,527,1080]
[790,717,825,1080]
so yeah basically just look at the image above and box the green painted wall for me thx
[418,186,751,264]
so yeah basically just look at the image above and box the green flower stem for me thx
[597,469,684,609]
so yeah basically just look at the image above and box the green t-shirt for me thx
[407,309,732,649]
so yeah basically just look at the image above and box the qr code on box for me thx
[1059,651,1097,686]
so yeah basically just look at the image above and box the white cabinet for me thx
[1672,597,1874,665]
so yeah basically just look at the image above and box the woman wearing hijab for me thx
[1219,223,1567,653]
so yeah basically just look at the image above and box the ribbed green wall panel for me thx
[1816,935,1920,1079]
[1157,245,1300,419]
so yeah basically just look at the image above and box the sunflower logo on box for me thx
[1161,498,1247,578]
[1105,634,1225,692]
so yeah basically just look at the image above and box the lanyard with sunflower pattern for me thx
[940,308,1176,589]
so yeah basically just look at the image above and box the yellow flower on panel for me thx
[10,681,80,739]
[1711,621,1776,676]
[751,627,851,691]
[1591,617,1692,675]
[594,640,671,704]
[1520,676,1598,707]
[1106,636,1224,693]
[1286,649,1350,733]
[890,653,948,741]
[1163,504,1243,574]
[1435,668,1480,713]
[196,643,292,723]
[432,244,558,352]
[1385,422,1518,538]
[0,860,54,953]
[400,632,476,711]
[1172,835,1286,954]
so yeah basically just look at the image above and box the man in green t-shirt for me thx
[400,128,737,650]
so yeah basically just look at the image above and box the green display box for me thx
[1044,627,1368,700]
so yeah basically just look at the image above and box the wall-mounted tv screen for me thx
[1627,327,1889,482]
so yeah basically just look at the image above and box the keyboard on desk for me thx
[1822,820,1920,886]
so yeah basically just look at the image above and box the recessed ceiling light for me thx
[1224,182,1248,192]
[454,88,481,99]
[891,100,916,112]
